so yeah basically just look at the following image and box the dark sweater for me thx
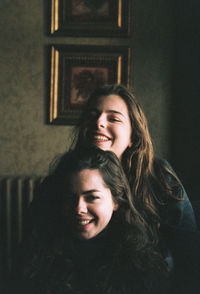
[10,225,170,294]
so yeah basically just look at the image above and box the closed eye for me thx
[108,115,122,122]
[86,195,100,202]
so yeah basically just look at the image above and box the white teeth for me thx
[94,135,109,141]
[78,220,91,225]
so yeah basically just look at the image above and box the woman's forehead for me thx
[89,94,129,112]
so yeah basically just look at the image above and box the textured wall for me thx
[0,0,173,176]
[132,1,173,157]
[0,0,72,176]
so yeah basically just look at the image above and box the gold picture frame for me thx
[51,0,131,37]
[49,45,130,125]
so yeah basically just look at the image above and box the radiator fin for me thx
[0,177,43,278]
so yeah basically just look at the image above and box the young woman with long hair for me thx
[12,147,170,294]
[72,83,198,263]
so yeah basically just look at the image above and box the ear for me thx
[128,135,133,148]
[128,141,132,148]
[113,202,119,211]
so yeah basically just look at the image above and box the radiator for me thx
[0,177,43,277]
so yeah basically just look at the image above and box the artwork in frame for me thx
[51,0,131,37]
[49,45,130,125]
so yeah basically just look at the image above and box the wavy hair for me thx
[15,147,169,294]
[45,147,169,262]
[50,147,147,237]
[74,84,184,241]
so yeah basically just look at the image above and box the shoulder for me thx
[153,158,198,231]
[153,157,176,174]
[153,157,187,201]
[153,157,183,199]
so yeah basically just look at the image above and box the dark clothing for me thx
[10,226,170,294]
[10,158,199,294]
[163,227,200,294]
[156,159,200,293]
[158,158,197,232]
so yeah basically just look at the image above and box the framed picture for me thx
[49,45,130,125]
[51,0,131,37]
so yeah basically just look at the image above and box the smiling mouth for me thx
[76,219,94,226]
[93,135,111,141]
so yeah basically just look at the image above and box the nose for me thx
[76,197,88,214]
[96,113,106,129]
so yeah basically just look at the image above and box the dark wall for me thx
[0,0,173,176]
[0,0,199,200]
[170,0,200,201]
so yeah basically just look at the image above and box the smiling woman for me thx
[66,168,118,240]
[10,147,170,294]
[75,84,198,238]
[71,84,200,292]
[83,94,132,159]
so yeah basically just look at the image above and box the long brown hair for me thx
[51,147,147,235]
[16,147,169,294]
[74,84,184,240]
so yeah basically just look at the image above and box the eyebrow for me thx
[82,189,100,195]
[107,110,125,117]
[91,108,125,118]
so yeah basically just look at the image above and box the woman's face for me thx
[84,94,132,160]
[66,169,118,240]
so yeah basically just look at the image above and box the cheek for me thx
[115,126,129,142]
[96,205,115,224]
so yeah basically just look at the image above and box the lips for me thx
[93,133,111,142]
[76,218,94,226]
